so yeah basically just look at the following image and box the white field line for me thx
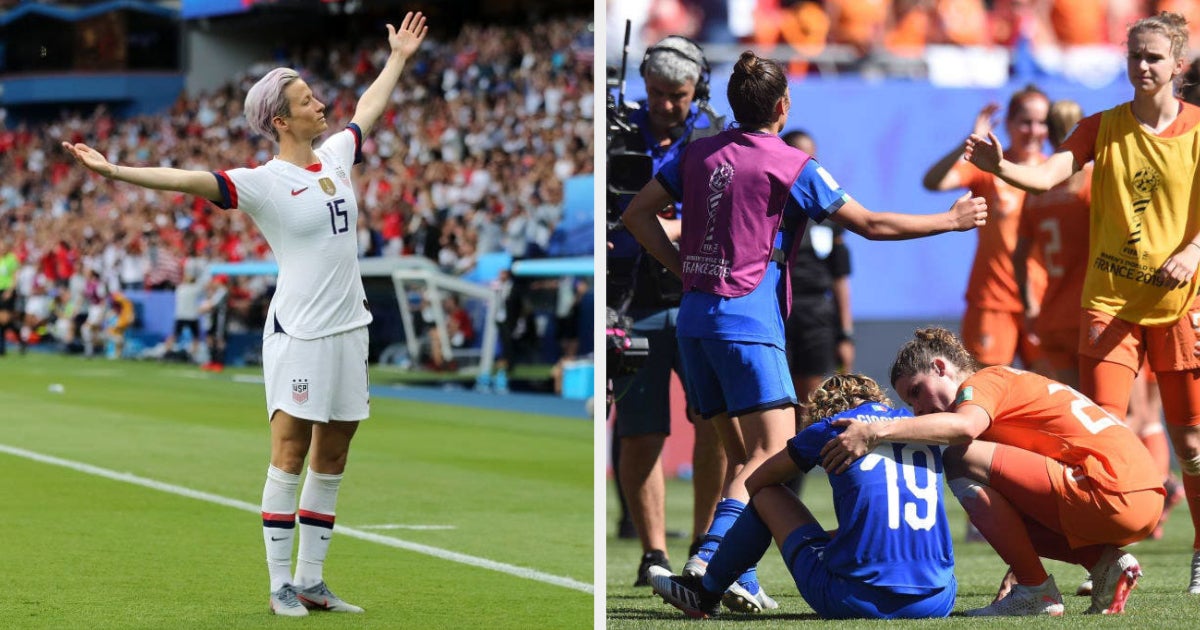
[0,443,592,594]
[358,524,458,531]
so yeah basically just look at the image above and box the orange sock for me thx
[1141,430,1171,481]
[1182,472,1200,551]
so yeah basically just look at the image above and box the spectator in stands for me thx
[824,0,892,56]
[61,11,428,617]
[964,10,1200,596]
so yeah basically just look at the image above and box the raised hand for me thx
[387,11,428,59]
[973,103,1000,138]
[964,131,1004,174]
[61,141,116,178]
[948,192,988,231]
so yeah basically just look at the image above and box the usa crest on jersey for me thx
[292,378,309,404]
[318,177,336,196]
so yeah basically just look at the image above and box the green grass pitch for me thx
[0,354,591,629]
[606,475,1200,629]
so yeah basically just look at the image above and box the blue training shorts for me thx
[677,337,796,419]
[782,523,956,620]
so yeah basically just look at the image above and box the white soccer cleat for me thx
[965,575,1064,617]
[682,554,708,579]
[1076,573,1093,596]
[269,584,309,617]
[1085,547,1141,614]
[295,581,364,613]
[721,581,763,614]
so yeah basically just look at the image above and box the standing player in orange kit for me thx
[1013,98,1091,389]
[923,86,1050,368]
[965,11,1200,594]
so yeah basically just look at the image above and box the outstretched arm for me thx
[829,192,987,240]
[62,142,221,202]
[351,12,428,136]
[965,133,1078,193]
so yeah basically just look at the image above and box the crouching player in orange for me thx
[650,374,956,619]
[822,328,1165,616]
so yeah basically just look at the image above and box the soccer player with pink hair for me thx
[63,11,428,617]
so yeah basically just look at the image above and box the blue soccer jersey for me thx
[787,402,955,594]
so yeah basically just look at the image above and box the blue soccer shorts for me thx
[677,337,796,419]
[782,523,956,619]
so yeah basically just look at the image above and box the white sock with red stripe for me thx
[294,468,343,588]
[262,465,300,592]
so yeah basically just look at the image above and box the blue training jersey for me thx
[787,402,955,595]
[662,156,847,345]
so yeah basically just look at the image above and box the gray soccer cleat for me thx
[966,575,1064,617]
[269,584,309,617]
[1084,547,1140,614]
[295,581,364,613]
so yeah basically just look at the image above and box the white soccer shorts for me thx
[262,326,369,423]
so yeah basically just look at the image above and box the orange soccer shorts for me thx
[1079,304,1200,426]
[961,305,1041,367]
[1036,326,1079,372]
[991,444,1162,549]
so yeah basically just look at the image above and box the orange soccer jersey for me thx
[951,160,1047,313]
[956,366,1164,496]
[1018,164,1092,339]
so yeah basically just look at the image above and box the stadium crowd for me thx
[614,0,1191,61]
[0,16,593,359]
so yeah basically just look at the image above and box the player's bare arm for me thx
[61,141,222,202]
[350,11,428,136]
[819,406,990,474]
[622,179,682,278]
[965,135,1077,193]
[830,193,987,240]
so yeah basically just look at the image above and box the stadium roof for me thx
[0,0,176,27]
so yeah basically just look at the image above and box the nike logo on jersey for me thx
[291,187,309,196]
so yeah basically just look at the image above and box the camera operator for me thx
[608,35,728,587]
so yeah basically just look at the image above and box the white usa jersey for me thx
[213,125,372,340]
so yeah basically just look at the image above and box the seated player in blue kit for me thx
[651,374,956,619]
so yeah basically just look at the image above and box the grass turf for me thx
[0,353,591,629]
[606,475,1199,628]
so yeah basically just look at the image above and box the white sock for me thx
[294,469,343,588]
[262,465,300,592]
